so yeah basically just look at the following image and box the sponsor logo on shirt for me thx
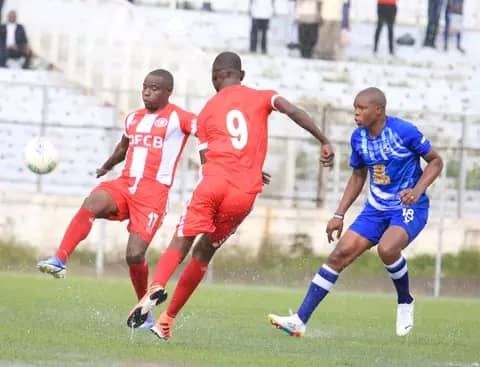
[154,117,169,127]
[128,134,163,149]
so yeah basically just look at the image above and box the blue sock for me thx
[297,264,339,324]
[385,256,414,304]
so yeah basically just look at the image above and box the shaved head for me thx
[357,87,386,109]
[148,69,174,91]
[211,51,244,92]
[212,51,242,72]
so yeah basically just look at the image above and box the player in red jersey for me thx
[126,52,334,339]
[37,69,196,328]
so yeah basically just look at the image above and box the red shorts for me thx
[176,175,257,245]
[92,177,169,243]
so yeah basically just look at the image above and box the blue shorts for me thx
[349,203,429,245]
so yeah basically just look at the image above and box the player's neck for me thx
[368,117,386,138]
[219,81,241,91]
[146,101,169,113]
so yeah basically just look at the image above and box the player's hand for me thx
[326,217,343,244]
[96,167,110,178]
[399,187,422,206]
[262,171,271,185]
[320,143,334,168]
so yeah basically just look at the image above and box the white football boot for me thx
[268,313,306,337]
[396,300,415,336]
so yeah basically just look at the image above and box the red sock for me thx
[55,207,95,262]
[129,262,149,300]
[166,257,208,318]
[151,247,183,288]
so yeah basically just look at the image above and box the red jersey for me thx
[197,85,278,194]
[121,103,196,186]
[378,0,396,4]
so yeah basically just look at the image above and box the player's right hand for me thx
[326,217,343,243]
[320,143,335,168]
[96,167,110,178]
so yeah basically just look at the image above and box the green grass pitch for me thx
[0,272,479,367]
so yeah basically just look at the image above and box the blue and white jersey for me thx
[350,116,432,210]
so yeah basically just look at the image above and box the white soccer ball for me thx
[24,137,59,175]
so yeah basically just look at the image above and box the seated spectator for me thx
[0,10,32,69]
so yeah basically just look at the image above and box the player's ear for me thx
[239,70,245,81]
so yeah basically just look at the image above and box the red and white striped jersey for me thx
[121,103,196,186]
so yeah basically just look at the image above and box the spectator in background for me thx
[0,0,4,24]
[202,2,213,11]
[296,0,322,59]
[341,0,351,31]
[373,0,397,55]
[316,0,344,60]
[444,0,465,53]
[286,0,299,49]
[249,0,275,54]
[0,10,32,69]
[424,0,445,48]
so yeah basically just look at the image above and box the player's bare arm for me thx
[326,167,368,243]
[96,135,130,178]
[273,96,334,167]
[399,149,443,206]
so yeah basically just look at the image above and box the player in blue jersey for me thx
[268,87,443,337]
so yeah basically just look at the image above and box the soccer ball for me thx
[24,137,59,175]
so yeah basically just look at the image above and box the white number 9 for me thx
[226,109,248,150]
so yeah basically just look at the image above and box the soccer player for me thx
[125,51,335,340]
[37,69,196,328]
[268,87,443,337]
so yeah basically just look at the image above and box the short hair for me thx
[212,51,242,71]
[148,69,174,91]
[358,87,386,108]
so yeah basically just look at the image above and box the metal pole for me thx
[96,222,106,277]
[36,86,49,193]
[457,118,467,218]
[433,158,447,297]
[95,105,119,277]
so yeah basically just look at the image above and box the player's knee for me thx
[126,250,146,264]
[82,192,115,217]
[377,244,399,262]
[327,245,354,271]
[192,236,216,263]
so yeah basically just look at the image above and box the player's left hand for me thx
[262,171,271,185]
[320,143,335,167]
[399,187,422,206]
[96,167,110,178]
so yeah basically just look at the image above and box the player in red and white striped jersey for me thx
[37,70,196,328]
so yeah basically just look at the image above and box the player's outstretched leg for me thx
[268,231,371,336]
[36,206,95,278]
[37,190,117,278]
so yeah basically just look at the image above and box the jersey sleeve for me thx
[263,89,280,112]
[179,111,197,136]
[349,133,365,169]
[123,112,135,137]
[402,122,432,156]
